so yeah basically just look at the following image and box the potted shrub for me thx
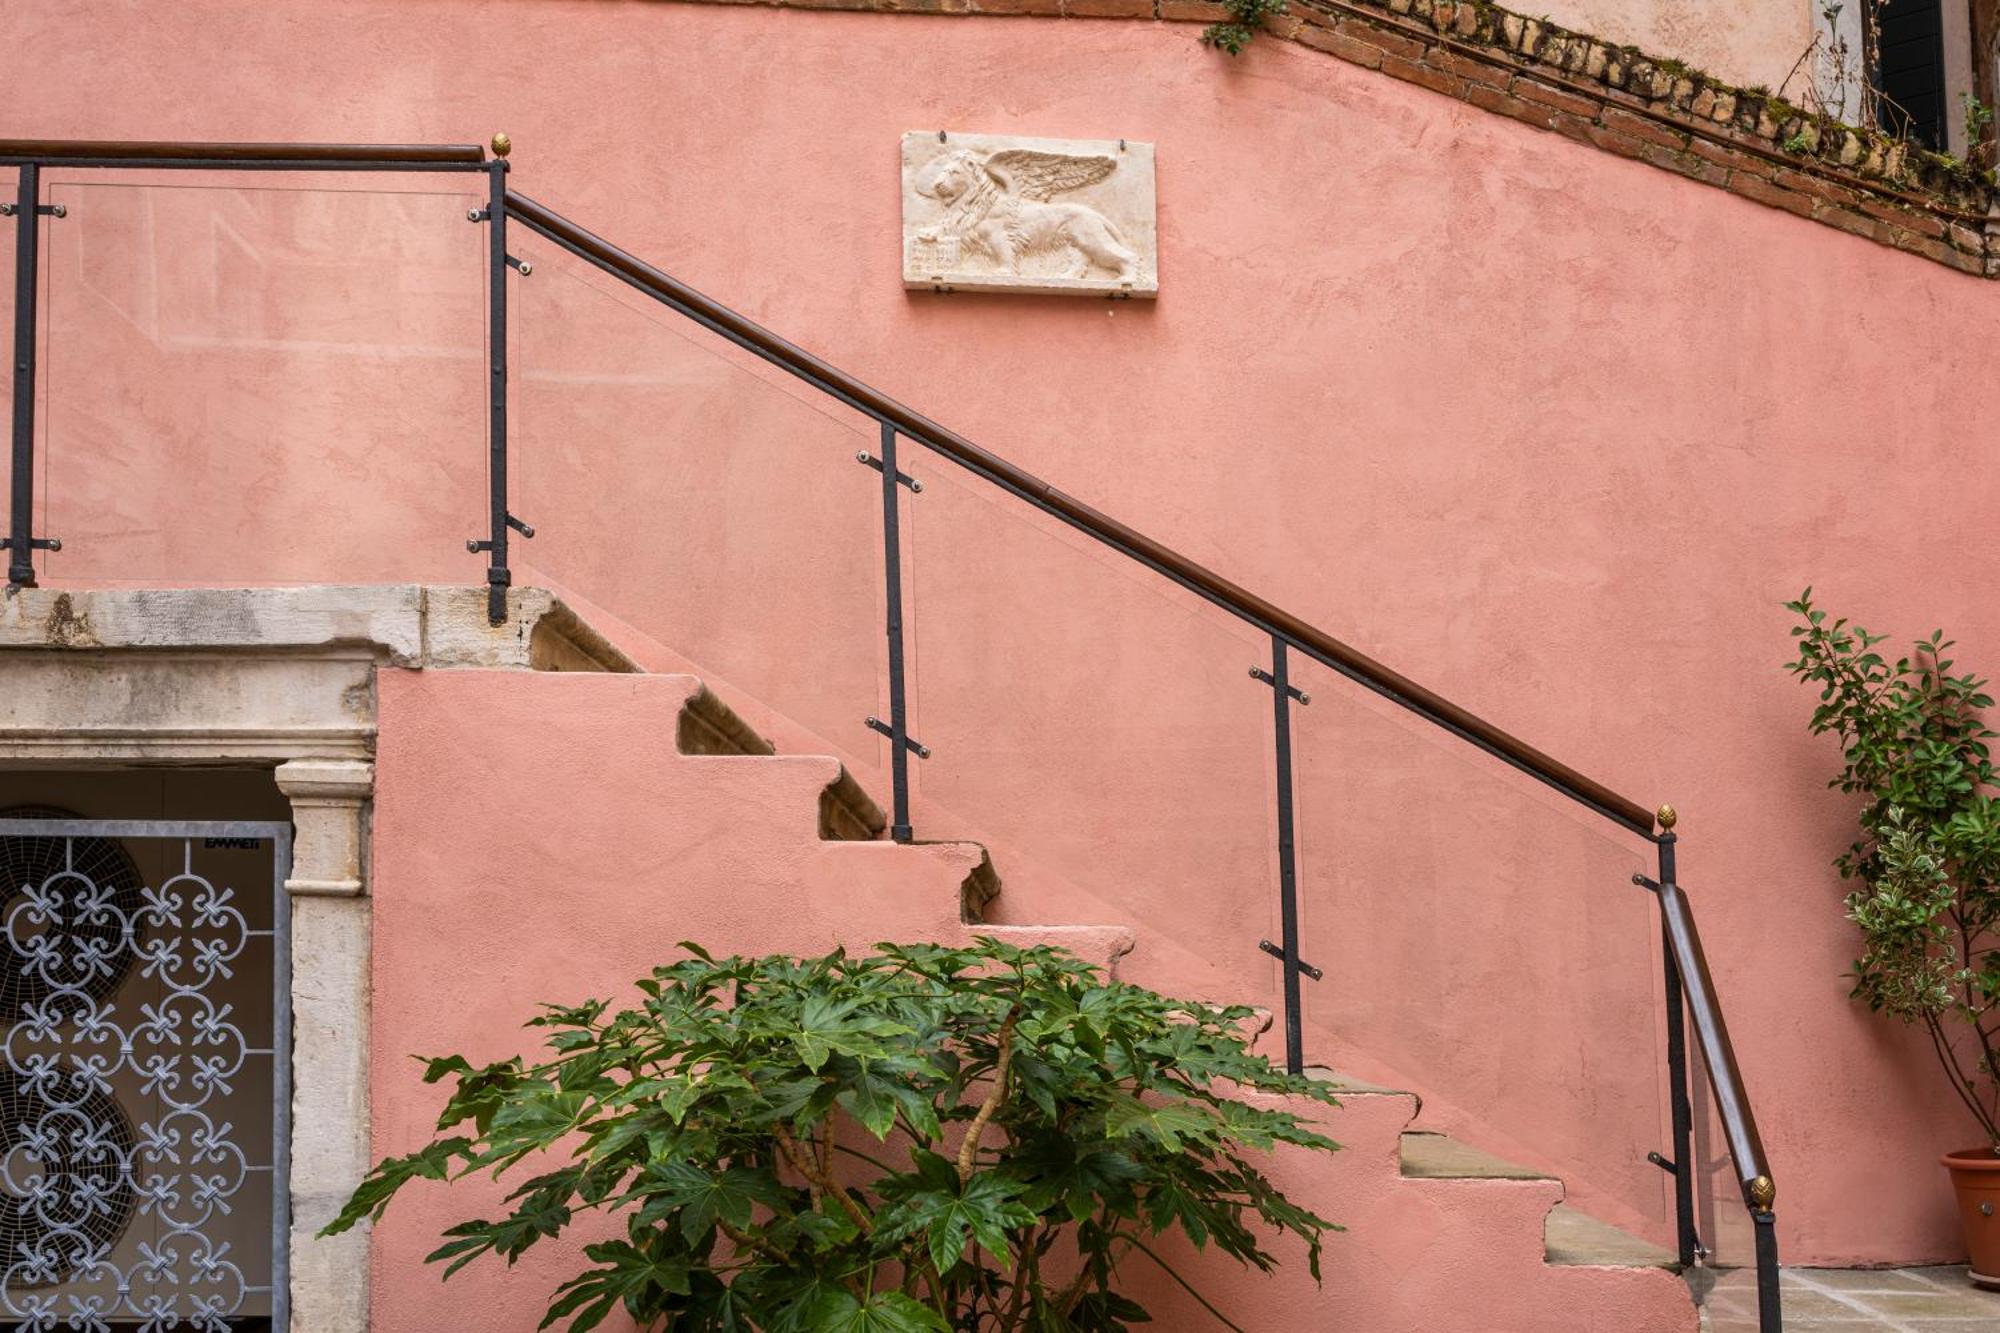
[1785,591,2000,1283]
[326,937,1343,1329]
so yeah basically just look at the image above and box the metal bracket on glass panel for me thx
[1259,939,1323,981]
[866,715,931,759]
[855,450,922,492]
[469,203,534,270]
[1248,665,1310,705]
[466,513,536,552]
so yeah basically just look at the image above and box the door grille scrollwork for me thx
[0,814,291,1332]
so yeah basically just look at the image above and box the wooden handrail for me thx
[1657,878,1772,1207]
[506,189,1658,835]
[0,140,486,165]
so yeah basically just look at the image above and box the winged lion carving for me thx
[910,147,1141,284]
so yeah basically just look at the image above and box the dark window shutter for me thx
[1875,0,1949,149]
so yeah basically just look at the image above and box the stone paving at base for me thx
[1698,1266,2000,1330]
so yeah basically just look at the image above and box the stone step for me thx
[976,924,1139,976]
[1400,1130,1555,1181]
[1398,1132,1677,1271]
[674,680,888,842]
[1546,1203,1680,1269]
[1305,1066,1409,1097]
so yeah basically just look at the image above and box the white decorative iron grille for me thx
[0,817,290,1332]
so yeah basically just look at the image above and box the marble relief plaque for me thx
[902,131,1158,297]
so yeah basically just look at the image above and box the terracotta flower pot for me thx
[1942,1147,2000,1287]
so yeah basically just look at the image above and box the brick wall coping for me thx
[661,0,2000,278]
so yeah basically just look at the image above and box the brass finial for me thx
[491,132,512,159]
[1656,804,1678,832]
[1749,1175,1775,1209]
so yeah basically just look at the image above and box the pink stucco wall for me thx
[9,0,2000,1268]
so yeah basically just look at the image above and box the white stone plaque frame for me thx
[902,131,1158,298]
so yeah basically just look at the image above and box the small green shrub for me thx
[1785,591,2000,1144]
[326,938,1342,1330]
[1963,92,1996,167]
[1202,0,1289,56]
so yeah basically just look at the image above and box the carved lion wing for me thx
[982,149,1118,202]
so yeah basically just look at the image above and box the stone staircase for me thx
[1398,1123,1679,1270]
[675,667,1685,1291]
[364,634,1697,1332]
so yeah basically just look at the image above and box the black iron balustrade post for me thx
[1273,639,1305,1076]
[1253,635,1319,1076]
[482,136,512,624]
[5,162,55,589]
[872,422,916,843]
[1639,807,1782,1330]
[1754,1198,1782,1332]
[1657,804,1700,1269]
[466,133,533,625]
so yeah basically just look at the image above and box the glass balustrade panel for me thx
[511,233,885,765]
[39,174,484,585]
[905,446,1286,1020]
[1288,649,1673,1245]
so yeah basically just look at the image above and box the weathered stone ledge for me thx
[0,584,640,672]
[652,0,2000,278]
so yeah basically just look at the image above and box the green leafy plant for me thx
[1785,590,2000,1144]
[1963,91,1995,166]
[325,938,1341,1330]
[1201,0,1288,56]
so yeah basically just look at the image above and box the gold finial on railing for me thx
[1749,1175,1775,1210]
[491,132,512,160]
[1656,804,1678,832]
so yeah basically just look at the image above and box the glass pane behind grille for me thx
[0,823,286,1331]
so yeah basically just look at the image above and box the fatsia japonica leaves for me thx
[1786,592,2000,1144]
[324,938,1341,1331]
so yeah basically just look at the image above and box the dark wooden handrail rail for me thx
[0,140,487,166]
[505,188,1657,835]
[1657,877,1772,1207]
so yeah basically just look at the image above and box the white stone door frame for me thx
[276,757,375,1333]
[0,584,632,1330]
